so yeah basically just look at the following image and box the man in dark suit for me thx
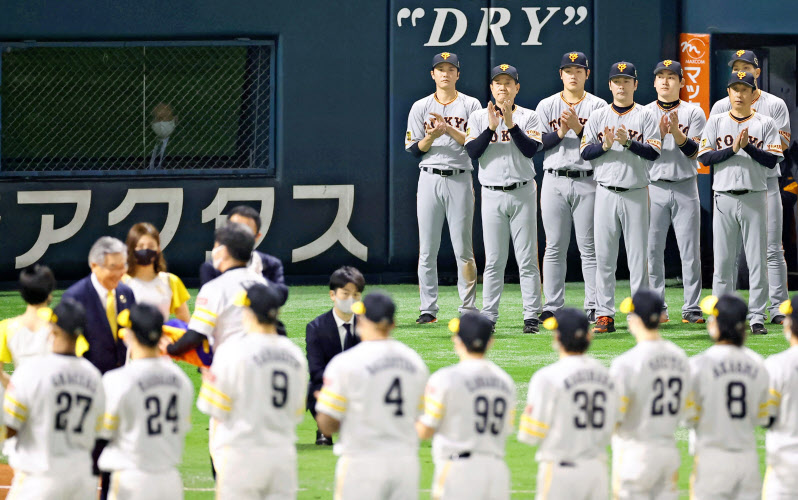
[306,266,365,445]
[63,236,136,374]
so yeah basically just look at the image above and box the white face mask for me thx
[335,297,355,315]
[211,246,225,271]
[152,120,175,139]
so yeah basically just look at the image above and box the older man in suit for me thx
[305,266,365,445]
[63,237,136,374]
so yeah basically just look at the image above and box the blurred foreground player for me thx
[4,298,104,499]
[316,293,428,500]
[198,284,307,500]
[416,312,515,500]
[518,309,619,500]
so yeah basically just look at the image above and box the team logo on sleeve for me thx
[737,71,747,79]
[701,138,707,147]
[441,52,450,60]
[663,60,672,67]
[569,53,578,62]
[736,50,745,57]
[500,64,510,71]
[618,63,627,71]
[406,131,411,142]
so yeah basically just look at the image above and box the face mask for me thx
[211,246,225,270]
[152,120,175,139]
[133,248,158,266]
[336,297,355,315]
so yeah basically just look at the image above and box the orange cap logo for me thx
[737,71,747,79]
[663,60,672,67]
[569,53,578,62]
[617,63,627,72]
[736,50,746,57]
[441,52,450,60]
[500,64,510,71]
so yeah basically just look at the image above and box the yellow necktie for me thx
[106,290,117,340]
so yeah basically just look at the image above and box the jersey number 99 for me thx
[474,395,506,435]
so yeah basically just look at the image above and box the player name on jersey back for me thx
[405,92,482,171]
[537,92,607,171]
[645,101,706,181]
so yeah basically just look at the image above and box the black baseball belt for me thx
[422,167,465,177]
[484,181,529,192]
[546,169,593,178]
[600,184,629,193]
[724,189,751,196]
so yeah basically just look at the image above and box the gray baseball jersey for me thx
[537,92,608,171]
[466,105,543,185]
[580,104,661,189]
[765,346,798,465]
[406,92,482,172]
[645,101,706,181]
[700,111,783,191]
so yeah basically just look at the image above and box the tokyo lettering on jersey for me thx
[537,92,607,171]
[645,100,707,181]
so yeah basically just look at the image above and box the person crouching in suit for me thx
[305,266,365,445]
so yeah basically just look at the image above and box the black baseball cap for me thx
[453,312,494,353]
[728,50,759,69]
[432,52,460,70]
[353,292,396,324]
[491,64,519,83]
[609,61,637,80]
[714,294,748,341]
[128,303,164,348]
[728,70,757,89]
[630,289,665,329]
[51,298,87,338]
[653,59,683,78]
[549,308,590,353]
[783,295,798,323]
[560,51,589,69]
[245,283,282,324]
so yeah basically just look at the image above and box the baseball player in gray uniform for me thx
[580,62,662,333]
[465,64,544,333]
[710,50,792,325]
[537,52,607,323]
[698,70,784,334]
[645,60,707,324]
[406,52,482,325]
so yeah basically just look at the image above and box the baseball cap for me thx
[653,59,683,78]
[491,64,519,83]
[715,294,748,335]
[560,51,589,69]
[543,308,590,352]
[780,295,798,322]
[127,303,164,347]
[609,61,637,80]
[352,292,396,324]
[728,70,757,89]
[621,289,665,329]
[432,52,460,70]
[244,283,282,324]
[51,298,87,338]
[728,50,759,68]
[449,312,493,352]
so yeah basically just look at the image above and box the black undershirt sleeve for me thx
[581,143,607,161]
[678,138,699,157]
[166,329,207,356]
[541,131,563,152]
[698,147,736,166]
[465,127,494,159]
[627,141,660,161]
[508,125,540,158]
[407,142,425,158]
[743,143,779,169]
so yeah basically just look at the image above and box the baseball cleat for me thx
[771,314,786,325]
[682,312,705,324]
[586,309,597,323]
[523,318,540,334]
[750,323,768,335]
[416,313,438,324]
[315,430,333,446]
[593,316,615,333]
[539,311,555,322]
[659,312,670,324]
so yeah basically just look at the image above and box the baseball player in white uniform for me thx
[465,64,544,333]
[98,304,193,500]
[685,294,770,500]
[537,52,607,323]
[406,52,481,324]
[580,62,662,333]
[518,308,620,500]
[711,50,792,325]
[4,298,105,499]
[416,312,516,500]
[198,284,307,500]
[316,292,429,500]
[761,295,798,499]
[610,289,690,499]
[698,70,784,334]
[645,60,707,324]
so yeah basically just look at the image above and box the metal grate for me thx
[0,41,274,176]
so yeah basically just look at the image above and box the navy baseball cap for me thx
[609,61,637,80]
[543,308,590,352]
[714,294,748,335]
[353,292,396,324]
[781,295,798,323]
[491,64,519,83]
[728,70,757,89]
[653,59,683,78]
[432,52,460,70]
[128,303,164,347]
[628,289,665,329]
[728,50,759,69]
[244,283,282,324]
[51,298,87,338]
[560,51,589,69]
[451,312,493,352]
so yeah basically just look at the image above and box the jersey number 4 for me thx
[384,378,404,417]
[54,391,93,433]
[145,394,179,436]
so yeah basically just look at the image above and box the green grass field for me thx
[0,281,786,499]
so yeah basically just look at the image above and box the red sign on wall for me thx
[679,33,711,174]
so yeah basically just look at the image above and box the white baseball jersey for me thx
[0,316,51,367]
[518,355,619,462]
[98,357,193,472]
[465,105,543,185]
[406,92,482,171]
[536,91,607,171]
[316,339,429,457]
[610,339,690,445]
[3,353,104,475]
[189,267,267,347]
[764,345,798,465]
[685,344,770,453]
[580,103,661,189]
[645,100,707,181]
[699,111,783,191]
[197,333,308,451]
[419,358,516,462]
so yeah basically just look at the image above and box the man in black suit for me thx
[305,266,365,445]
[62,237,136,374]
